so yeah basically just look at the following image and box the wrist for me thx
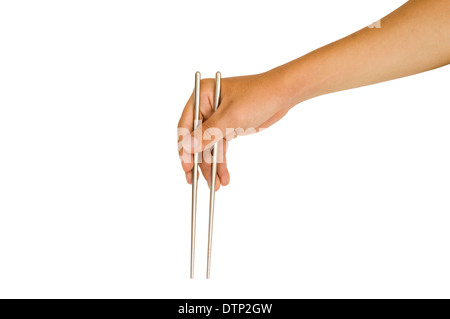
[265,56,319,109]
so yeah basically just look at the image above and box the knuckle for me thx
[200,78,215,98]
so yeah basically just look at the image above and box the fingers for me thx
[178,78,217,174]
[199,160,221,191]
[178,91,195,174]
[197,139,229,190]
[185,171,192,184]
[216,139,230,186]
[182,105,236,155]
[179,77,232,189]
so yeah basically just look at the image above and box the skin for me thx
[177,0,450,190]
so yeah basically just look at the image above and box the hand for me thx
[177,70,294,190]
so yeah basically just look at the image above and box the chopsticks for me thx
[190,71,222,279]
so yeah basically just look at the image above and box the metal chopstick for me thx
[206,71,221,279]
[190,71,201,279]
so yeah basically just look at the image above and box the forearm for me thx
[273,0,450,106]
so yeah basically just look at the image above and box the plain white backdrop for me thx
[0,0,449,298]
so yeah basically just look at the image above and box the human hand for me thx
[177,70,294,190]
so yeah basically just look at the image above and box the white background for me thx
[0,0,449,298]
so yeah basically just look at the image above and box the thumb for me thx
[182,109,231,154]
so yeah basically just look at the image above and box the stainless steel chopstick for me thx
[206,71,221,279]
[190,71,201,279]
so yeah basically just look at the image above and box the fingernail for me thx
[182,136,199,152]
[185,172,192,184]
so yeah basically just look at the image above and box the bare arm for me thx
[178,0,450,189]
[279,0,450,105]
